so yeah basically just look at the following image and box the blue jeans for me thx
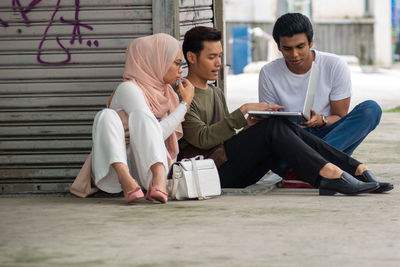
[272,100,382,176]
[304,100,382,155]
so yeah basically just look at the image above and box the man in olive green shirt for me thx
[181,29,280,151]
[178,26,385,195]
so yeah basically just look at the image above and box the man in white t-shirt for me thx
[259,13,381,156]
[259,13,382,185]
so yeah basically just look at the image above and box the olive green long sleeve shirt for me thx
[181,86,247,150]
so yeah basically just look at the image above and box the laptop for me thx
[248,62,320,122]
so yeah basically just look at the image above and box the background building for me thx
[225,0,393,73]
[393,0,400,61]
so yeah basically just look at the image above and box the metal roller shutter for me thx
[178,0,214,39]
[0,0,153,194]
[0,0,222,194]
[178,0,225,89]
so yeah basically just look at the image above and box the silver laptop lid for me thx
[302,62,320,121]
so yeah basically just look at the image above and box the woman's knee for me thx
[93,108,122,129]
[95,108,119,121]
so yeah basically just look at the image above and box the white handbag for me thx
[171,156,221,200]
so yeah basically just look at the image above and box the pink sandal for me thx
[124,187,144,203]
[145,182,168,203]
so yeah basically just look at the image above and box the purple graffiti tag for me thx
[60,0,95,45]
[37,0,71,65]
[6,0,99,65]
[12,0,43,26]
[0,19,9,28]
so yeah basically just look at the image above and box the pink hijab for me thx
[117,33,182,164]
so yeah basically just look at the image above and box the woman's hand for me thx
[177,77,194,105]
[239,102,285,115]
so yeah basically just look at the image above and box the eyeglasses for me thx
[174,60,183,67]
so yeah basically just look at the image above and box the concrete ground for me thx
[1,67,400,266]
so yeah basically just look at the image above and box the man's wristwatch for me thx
[320,115,328,128]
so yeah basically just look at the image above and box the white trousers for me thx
[91,108,168,193]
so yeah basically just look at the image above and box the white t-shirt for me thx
[258,50,352,116]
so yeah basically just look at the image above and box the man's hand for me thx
[240,102,285,115]
[299,108,323,128]
[245,115,260,128]
[241,102,285,129]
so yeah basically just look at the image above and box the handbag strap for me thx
[171,163,181,200]
[171,156,206,200]
[190,157,205,200]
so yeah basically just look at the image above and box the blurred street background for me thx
[226,63,400,112]
[224,0,400,112]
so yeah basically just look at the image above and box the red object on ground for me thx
[280,169,314,188]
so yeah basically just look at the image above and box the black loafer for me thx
[319,171,379,196]
[356,170,394,193]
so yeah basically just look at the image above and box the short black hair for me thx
[183,26,221,65]
[272,13,313,47]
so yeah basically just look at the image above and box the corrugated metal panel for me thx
[178,0,214,39]
[178,0,214,78]
[0,0,153,194]
[313,20,374,64]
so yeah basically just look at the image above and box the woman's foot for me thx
[124,186,144,203]
[319,171,379,196]
[355,170,394,193]
[122,178,144,203]
[112,162,144,203]
[146,182,168,203]
[146,162,168,203]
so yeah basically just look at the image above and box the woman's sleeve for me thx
[110,82,185,141]
[159,103,187,140]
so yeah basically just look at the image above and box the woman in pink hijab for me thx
[90,33,194,203]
